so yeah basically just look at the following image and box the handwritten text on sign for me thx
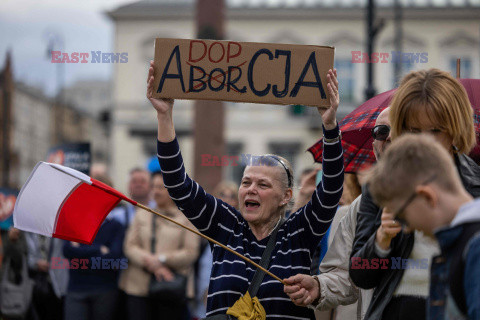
[153,38,335,107]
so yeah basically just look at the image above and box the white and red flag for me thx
[13,162,136,244]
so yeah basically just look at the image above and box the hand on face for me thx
[376,209,403,250]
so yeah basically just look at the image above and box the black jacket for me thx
[349,154,480,320]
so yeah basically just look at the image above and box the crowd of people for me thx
[0,65,479,320]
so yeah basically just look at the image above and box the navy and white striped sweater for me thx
[157,125,344,320]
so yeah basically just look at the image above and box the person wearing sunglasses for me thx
[367,134,480,320]
[350,69,480,320]
[282,107,391,319]
[371,110,392,160]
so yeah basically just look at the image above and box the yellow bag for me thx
[226,291,266,320]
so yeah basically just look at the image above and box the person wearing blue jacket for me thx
[63,174,126,320]
[367,134,480,320]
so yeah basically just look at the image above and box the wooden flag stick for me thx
[135,203,287,286]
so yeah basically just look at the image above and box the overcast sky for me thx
[0,0,314,97]
[2,0,477,97]
[0,0,131,96]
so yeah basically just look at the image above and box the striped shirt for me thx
[157,125,344,320]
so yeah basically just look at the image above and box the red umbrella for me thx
[308,80,480,172]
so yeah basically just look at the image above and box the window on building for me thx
[334,59,354,103]
[391,60,415,88]
[449,57,472,78]
[225,142,244,183]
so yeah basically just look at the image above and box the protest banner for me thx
[153,38,335,107]
[0,188,17,230]
[47,143,91,175]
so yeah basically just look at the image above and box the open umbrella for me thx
[308,80,480,172]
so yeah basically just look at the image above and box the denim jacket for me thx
[430,199,480,320]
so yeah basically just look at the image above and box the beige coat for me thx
[313,196,373,320]
[119,207,200,297]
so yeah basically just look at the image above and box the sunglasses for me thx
[372,125,390,141]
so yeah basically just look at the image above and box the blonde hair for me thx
[367,134,463,207]
[390,68,475,154]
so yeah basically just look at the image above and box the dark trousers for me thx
[113,289,128,320]
[64,289,118,320]
[382,295,426,320]
[126,294,188,320]
[30,281,63,320]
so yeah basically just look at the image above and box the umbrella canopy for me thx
[308,80,480,172]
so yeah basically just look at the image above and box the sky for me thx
[2,0,477,97]
[0,0,131,96]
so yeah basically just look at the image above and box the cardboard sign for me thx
[153,38,335,107]
[47,143,91,175]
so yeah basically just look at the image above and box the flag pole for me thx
[135,203,287,286]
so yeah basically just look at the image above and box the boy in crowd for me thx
[367,134,480,319]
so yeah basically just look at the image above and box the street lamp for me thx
[44,31,65,144]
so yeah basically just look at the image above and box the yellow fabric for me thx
[226,291,266,320]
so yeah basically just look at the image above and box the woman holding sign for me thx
[147,60,343,320]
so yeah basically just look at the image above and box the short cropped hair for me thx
[243,154,294,217]
[390,68,475,154]
[129,167,149,176]
[367,134,463,207]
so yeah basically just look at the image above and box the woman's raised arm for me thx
[147,60,176,143]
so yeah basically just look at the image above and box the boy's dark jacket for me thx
[350,154,480,320]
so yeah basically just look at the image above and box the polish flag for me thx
[13,162,136,245]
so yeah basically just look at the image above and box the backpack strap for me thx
[247,219,283,297]
[202,219,284,320]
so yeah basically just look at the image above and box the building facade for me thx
[0,54,111,188]
[62,79,113,118]
[107,0,480,192]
